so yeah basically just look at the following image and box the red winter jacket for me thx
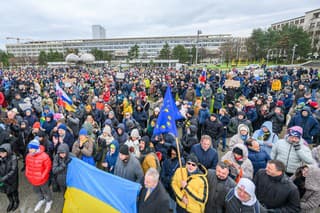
[25,145,52,186]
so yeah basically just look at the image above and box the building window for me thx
[310,23,316,28]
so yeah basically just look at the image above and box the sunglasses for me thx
[187,162,197,167]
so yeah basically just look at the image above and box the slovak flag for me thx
[199,70,206,83]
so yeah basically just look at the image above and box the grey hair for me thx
[145,168,159,183]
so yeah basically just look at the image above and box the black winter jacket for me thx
[254,169,300,212]
[0,143,18,194]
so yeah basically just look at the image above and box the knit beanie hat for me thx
[186,153,199,165]
[58,124,67,131]
[235,178,257,206]
[28,139,40,150]
[79,128,88,136]
[33,122,41,129]
[119,144,129,155]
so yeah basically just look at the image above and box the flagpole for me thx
[175,137,183,171]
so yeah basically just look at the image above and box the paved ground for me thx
[0,160,64,213]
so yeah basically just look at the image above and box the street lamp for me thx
[266,49,272,66]
[291,44,298,65]
[195,30,202,65]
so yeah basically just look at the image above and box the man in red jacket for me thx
[25,138,53,213]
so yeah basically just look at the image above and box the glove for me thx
[293,143,301,151]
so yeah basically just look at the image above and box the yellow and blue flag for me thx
[153,86,183,137]
[63,157,141,213]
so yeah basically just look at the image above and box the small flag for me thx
[153,86,183,137]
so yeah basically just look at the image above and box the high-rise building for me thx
[92,25,106,39]
[271,8,320,50]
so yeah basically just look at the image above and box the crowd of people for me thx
[0,65,320,212]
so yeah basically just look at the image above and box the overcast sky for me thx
[0,0,319,49]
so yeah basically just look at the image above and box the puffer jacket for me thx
[229,124,250,150]
[247,146,271,176]
[52,143,71,190]
[221,143,254,179]
[25,145,52,186]
[171,164,208,213]
[288,107,320,144]
[300,166,320,213]
[252,121,278,155]
[271,134,315,174]
[0,143,18,194]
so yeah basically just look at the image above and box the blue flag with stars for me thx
[153,86,183,137]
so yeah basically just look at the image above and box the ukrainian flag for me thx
[63,157,141,213]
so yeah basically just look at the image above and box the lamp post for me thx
[195,30,202,65]
[266,49,272,66]
[291,44,298,65]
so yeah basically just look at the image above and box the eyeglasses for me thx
[187,162,197,167]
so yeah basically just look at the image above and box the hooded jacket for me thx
[0,143,18,194]
[103,140,119,174]
[252,121,278,155]
[52,143,71,190]
[229,124,250,150]
[171,164,208,213]
[299,166,320,213]
[114,124,129,145]
[288,107,320,144]
[271,127,315,174]
[221,143,254,179]
[25,145,52,186]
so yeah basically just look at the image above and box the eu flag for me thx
[153,86,183,137]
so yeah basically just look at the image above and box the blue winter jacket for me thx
[252,121,278,155]
[288,107,320,144]
[190,143,218,170]
[248,147,271,175]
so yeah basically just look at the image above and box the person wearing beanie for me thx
[25,138,53,213]
[227,111,253,137]
[197,103,210,138]
[17,119,31,171]
[271,126,315,176]
[221,143,254,181]
[225,178,266,212]
[114,144,144,183]
[171,153,208,213]
[125,128,141,158]
[0,143,20,212]
[57,123,75,151]
[213,87,224,114]
[202,113,224,149]
[229,124,250,151]
[201,83,213,106]
[254,160,300,212]
[101,141,119,174]
[42,112,56,135]
[52,143,71,193]
[72,128,95,166]
[288,106,320,144]
[139,135,160,174]
[252,121,278,155]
